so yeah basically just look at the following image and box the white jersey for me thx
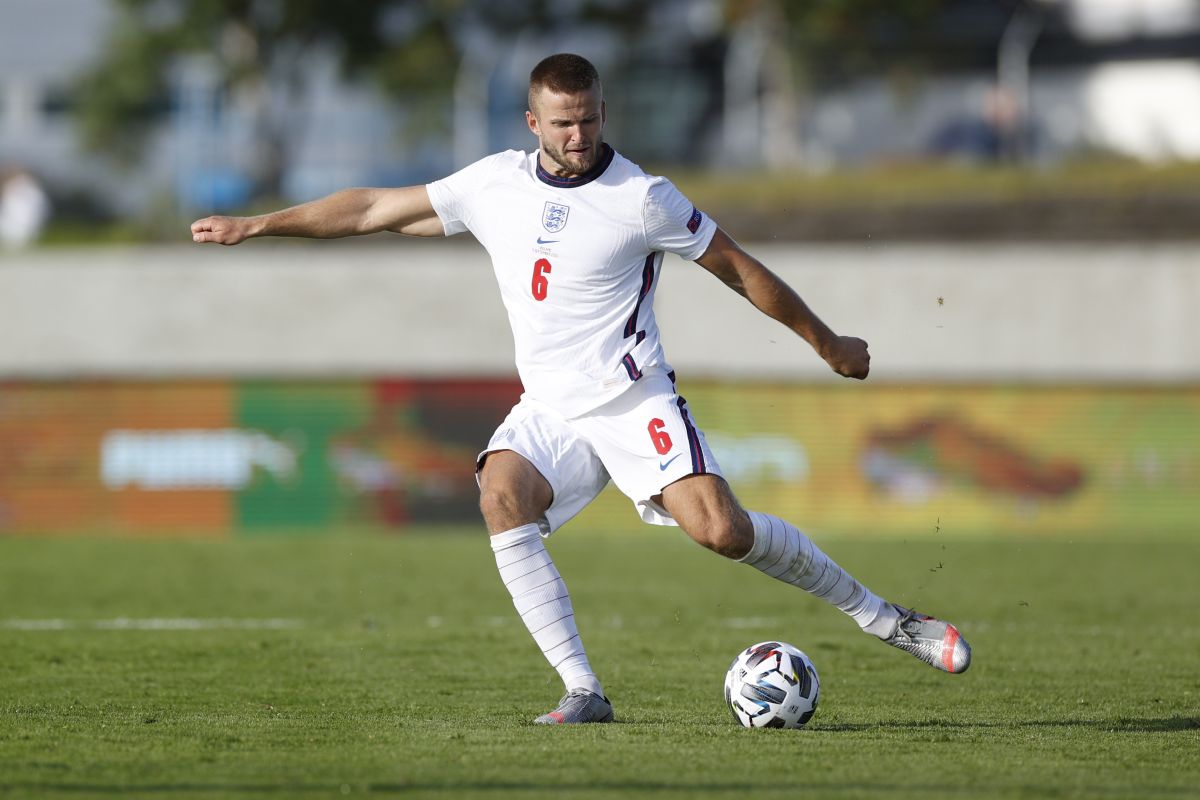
[426,145,717,418]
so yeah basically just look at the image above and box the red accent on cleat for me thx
[547,711,565,724]
[942,626,960,672]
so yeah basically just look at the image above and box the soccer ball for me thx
[724,641,820,729]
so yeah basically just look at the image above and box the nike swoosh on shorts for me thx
[659,454,683,471]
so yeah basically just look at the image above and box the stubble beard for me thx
[542,138,603,177]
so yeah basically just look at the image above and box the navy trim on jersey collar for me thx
[536,143,614,188]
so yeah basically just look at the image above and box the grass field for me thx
[2,529,1198,799]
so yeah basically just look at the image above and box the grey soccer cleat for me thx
[882,604,972,674]
[533,690,614,724]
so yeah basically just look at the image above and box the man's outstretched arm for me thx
[190,185,443,245]
[695,227,870,380]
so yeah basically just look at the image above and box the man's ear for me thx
[526,109,540,137]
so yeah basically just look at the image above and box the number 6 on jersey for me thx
[532,258,552,301]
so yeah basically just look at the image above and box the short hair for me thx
[528,54,601,110]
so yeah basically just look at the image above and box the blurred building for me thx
[2,0,1199,219]
[0,0,116,214]
[806,0,1200,167]
[0,0,424,219]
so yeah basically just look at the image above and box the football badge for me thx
[542,201,570,233]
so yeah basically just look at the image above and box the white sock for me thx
[490,523,604,697]
[740,511,899,638]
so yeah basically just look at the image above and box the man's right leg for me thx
[478,450,612,723]
[660,475,971,674]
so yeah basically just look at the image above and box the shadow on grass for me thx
[819,715,1200,734]
[4,779,1200,796]
[4,720,1195,795]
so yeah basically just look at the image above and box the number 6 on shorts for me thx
[647,418,673,455]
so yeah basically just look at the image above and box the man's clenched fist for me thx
[191,215,252,245]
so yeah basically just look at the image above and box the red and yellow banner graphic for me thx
[644,382,1198,537]
[1,380,1196,537]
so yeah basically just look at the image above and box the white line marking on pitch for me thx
[1,618,304,631]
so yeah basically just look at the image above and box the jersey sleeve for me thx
[643,179,718,261]
[425,153,503,236]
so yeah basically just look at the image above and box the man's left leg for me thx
[658,475,971,674]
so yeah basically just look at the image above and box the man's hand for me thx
[191,215,254,245]
[822,335,870,380]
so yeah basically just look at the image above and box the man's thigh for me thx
[658,473,752,557]
[477,397,610,535]
[575,372,723,526]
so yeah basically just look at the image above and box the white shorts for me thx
[477,369,723,534]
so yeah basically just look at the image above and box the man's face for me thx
[527,85,606,178]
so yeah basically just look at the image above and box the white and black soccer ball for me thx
[724,641,820,729]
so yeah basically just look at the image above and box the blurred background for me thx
[0,0,1197,538]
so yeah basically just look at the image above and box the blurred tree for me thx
[782,0,941,77]
[73,0,982,192]
[708,0,945,167]
[779,0,1022,83]
[74,0,649,199]
[707,0,1006,168]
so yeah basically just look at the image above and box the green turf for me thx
[1,530,1198,799]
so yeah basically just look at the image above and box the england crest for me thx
[542,202,570,233]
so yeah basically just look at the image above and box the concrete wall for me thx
[1,240,1196,382]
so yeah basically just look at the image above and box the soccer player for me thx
[192,53,971,725]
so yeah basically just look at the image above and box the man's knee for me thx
[662,475,754,559]
[478,484,529,527]
[691,513,753,559]
[477,451,552,533]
